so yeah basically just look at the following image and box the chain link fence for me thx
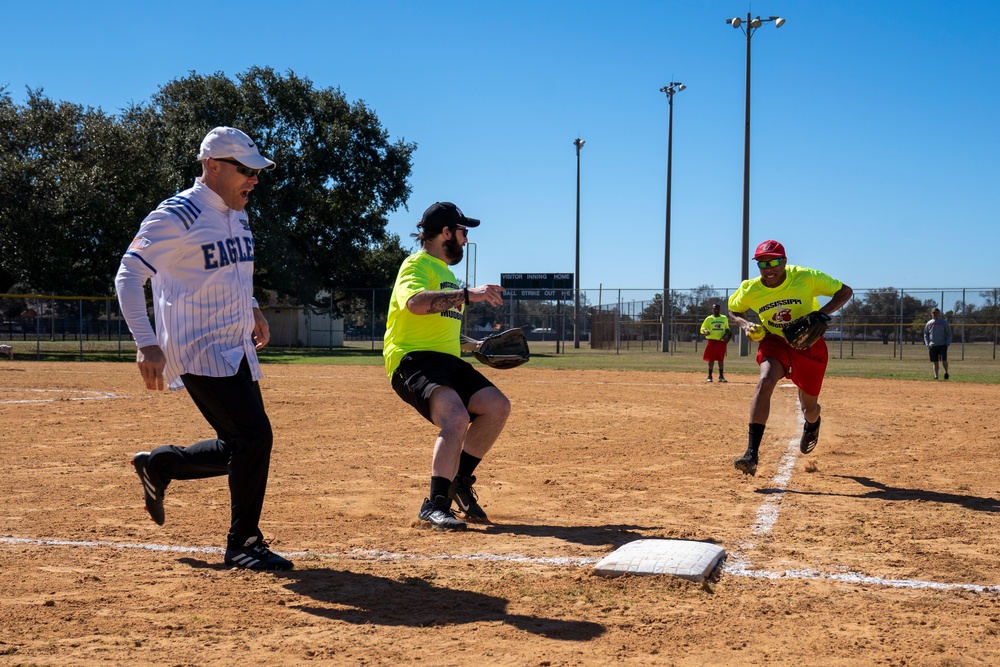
[2,287,998,361]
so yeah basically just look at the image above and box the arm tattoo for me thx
[427,290,464,313]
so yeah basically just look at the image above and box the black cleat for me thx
[734,448,759,476]
[800,417,821,454]
[718,377,728,383]
[224,536,294,571]
[132,452,165,525]
[418,496,467,531]
[449,475,489,523]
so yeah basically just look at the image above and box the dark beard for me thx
[444,235,464,265]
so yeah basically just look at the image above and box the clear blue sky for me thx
[4,1,997,297]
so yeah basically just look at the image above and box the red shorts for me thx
[703,339,728,362]
[756,334,828,396]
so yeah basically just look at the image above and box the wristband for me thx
[463,288,470,305]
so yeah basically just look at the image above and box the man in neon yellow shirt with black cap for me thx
[728,239,853,477]
[384,202,508,531]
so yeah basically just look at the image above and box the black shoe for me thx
[944,373,949,380]
[800,417,821,454]
[706,377,713,383]
[449,475,490,523]
[718,377,728,383]
[418,496,467,531]
[734,448,758,476]
[224,536,294,571]
[132,452,165,526]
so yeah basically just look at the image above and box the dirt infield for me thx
[1,361,999,666]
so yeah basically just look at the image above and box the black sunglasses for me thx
[214,158,263,178]
[453,226,469,237]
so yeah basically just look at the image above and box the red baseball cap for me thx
[753,239,786,259]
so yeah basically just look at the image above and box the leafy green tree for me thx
[0,87,168,296]
[843,288,933,344]
[979,289,1000,346]
[641,285,726,325]
[145,67,415,308]
[639,293,664,323]
[0,68,415,310]
[975,289,1000,322]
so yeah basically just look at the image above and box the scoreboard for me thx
[500,273,574,300]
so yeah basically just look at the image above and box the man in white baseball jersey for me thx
[115,126,292,571]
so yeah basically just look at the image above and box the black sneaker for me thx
[449,475,490,523]
[132,452,165,526]
[800,417,821,454]
[418,496,467,531]
[718,377,728,383]
[944,373,949,380]
[224,536,294,571]
[734,448,758,476]
[706,377,713,383]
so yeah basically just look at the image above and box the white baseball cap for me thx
[197,126,276,170]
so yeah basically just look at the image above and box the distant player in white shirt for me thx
[115,126,292,571]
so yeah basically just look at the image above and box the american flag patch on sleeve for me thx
[128,237,151,252]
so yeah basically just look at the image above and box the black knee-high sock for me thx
[748,423,766,452]
[430,476,451,501]
[457,451,482,479]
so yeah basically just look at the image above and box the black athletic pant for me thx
[146,357,273,549]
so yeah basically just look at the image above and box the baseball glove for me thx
[721,328,733,344]
[473,328,530,369]
[783,311,831,350]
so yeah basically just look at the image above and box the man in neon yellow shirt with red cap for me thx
[727,240,853,476]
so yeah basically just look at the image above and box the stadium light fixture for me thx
[573,137,585,350]
[725,12,787,356]
[659,82,685,354]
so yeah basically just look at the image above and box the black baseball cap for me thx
[418,202,481,234]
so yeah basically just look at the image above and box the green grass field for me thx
[5,338,998,384]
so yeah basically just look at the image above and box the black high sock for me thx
[748,423,766,453]
[457,451,482,479]
[430,476,451,501]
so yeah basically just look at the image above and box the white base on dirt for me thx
[592,539,726,582]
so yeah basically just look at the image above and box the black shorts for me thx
[391,351,496,424]
[928,345,948,362]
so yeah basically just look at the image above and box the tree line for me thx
[0,67,415,313]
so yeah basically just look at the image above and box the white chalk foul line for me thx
[2,536,224,555]
[721,397,998,594]
[724,561,1000,594]
[719,444,1000,594]
[4,535,997,595]
[0,537,597,567]
[731,436,801,563]
[0,388,122,405]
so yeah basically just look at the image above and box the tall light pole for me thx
[573,137,585,349]
[726,13,785,356]
[659,82,685,354]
